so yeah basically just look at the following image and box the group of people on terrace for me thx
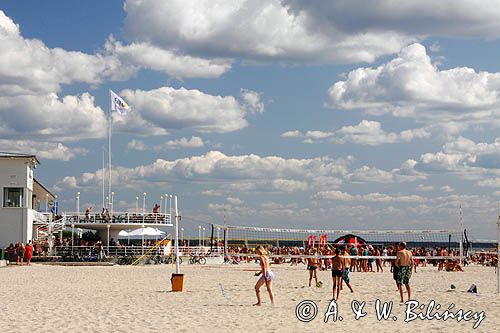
[74,205,170,224]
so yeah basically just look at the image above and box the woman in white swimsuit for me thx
[254,246,275,306]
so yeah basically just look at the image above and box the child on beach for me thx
[331,248,344,301]
[253,246,275,306]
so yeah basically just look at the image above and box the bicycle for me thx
[189,254,206,265]
[117,256,136,265]
[165,254,183,265]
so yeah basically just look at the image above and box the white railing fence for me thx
[63,211,172,225]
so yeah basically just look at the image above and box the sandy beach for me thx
[0,263,498,333]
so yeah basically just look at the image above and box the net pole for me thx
[459,204,464,265]
[210,224,214,253]
[497,211,499,294]
[174,195,180,274]
[223,227,227,258]
[223,207,227,258]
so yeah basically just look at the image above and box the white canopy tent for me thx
[118,227,166,239]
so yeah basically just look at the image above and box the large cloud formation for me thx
[123,0,411,63]
[0,10,237,146]
[327,43,500,130]
[123,0,500,64]
[115,87,264,134]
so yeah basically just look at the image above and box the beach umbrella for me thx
[332,234,369,248]
[119,227,166,239]
[118,230,130,237]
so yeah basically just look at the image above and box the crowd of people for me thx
[4,240,40,265]
[470,251,498,270]
[225,243,469,273]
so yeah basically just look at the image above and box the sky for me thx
[2,0,500,238]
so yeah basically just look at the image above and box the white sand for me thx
[0,263,498,332]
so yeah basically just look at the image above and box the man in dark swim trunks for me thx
[395,242,413,302]
[341,246,354,293]
[306,248,319,287]
[331,248,344,301]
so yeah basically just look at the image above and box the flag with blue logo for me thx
[110,90,130,115]
[51,200,58,214]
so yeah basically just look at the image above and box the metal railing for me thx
[63,212,172,225]
[53,245,224,258]
[34,215,66,240]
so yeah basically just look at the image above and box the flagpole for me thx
[108,92,112,210]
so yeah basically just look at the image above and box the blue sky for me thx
[2,1,500,238]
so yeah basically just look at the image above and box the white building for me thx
[0,153,55,248]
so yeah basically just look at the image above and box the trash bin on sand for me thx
[171,273,184,292]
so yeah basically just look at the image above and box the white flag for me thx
[110,90,130,115]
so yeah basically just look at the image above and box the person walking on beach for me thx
[25,241,33,265]
[395,242,413,303]
[16,242,25,265]
[42,239,50,256]
[306,248,319,287]
[6,243,15,263]
[375,247,383,272]
[331,248,344,301]
[253,246,275,306]
[341,246,354,293]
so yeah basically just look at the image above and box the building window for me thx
[3,187,24,208]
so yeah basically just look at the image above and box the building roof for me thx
[0,152,40,164]
[34,178,55,199]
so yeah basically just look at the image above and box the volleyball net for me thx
[209,223,468,261]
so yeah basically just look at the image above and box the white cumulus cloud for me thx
[116,87,264,134]
[282,120,430,145]
[326,43,500,131]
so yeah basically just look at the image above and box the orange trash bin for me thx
[171,273,185,292]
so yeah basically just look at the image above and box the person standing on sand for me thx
[375,247,383,272]
[331,248,344,301]
[341,246,354,293]
[306,248,319,287]
[253,246,275,306]
[6,243,15,263]
[395,242,413,303]
[25,241,33,265]
[16,242,25,265]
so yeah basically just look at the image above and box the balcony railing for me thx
[63,212,173,225]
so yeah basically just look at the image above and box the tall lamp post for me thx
[76,192,80,222]
[181,227,184,246]
[202,227,206,247]
[71,223,75,255]
[164,193,168,223]
[169,195,173,224]
[217,227,220,250]
[110,192,115,216]
[135,196,139,213]
[198,226,201,250]
[45,193,49,212]
[160,196,164,214]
